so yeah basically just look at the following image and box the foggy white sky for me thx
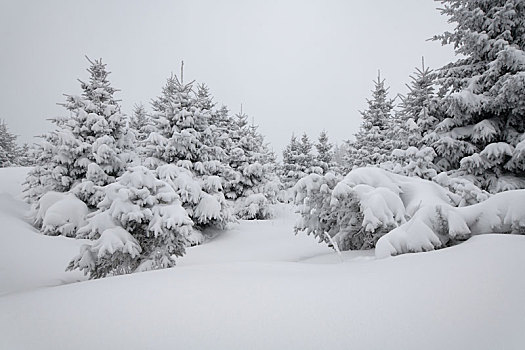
[0,0,456,155]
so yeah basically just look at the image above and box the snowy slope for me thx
[0,167,524,350]
[0,168,87,296]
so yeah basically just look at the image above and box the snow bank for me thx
[2,234,524,350]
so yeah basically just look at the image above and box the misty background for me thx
[0,0,455,154]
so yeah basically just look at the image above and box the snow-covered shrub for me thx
[376,189,525,258]
[292,172,387,250]
[234,193,272,220]
[37,192,88,237]
[433,172,490,206]
[295,167,525,257]
[68,166,192,279]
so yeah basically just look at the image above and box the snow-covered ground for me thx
[1,168,524,350]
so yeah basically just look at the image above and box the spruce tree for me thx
[281,134,303,188]
[130,103,150,142]
[428,0,525,192]
[143,72,232,229]
[24,57,134,206]
[226,109,279,219]
[297,132,314,172]
[0,119,19,167]
[68,166,192,278]
[344,72,396,169]
[315,130,334,173]
[391,58,438,150]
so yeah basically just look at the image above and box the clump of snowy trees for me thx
[294,0,525,257]
[19,0,525,276]
[25,58,282,279]
[280,131,337,190]
[0,119,32,167]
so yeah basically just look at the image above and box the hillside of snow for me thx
[1,167,524,350]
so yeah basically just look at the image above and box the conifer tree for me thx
[281,134,303,188]
[297,132,314,172]
[391,58,438,150]
[315,130,334,173]
[24,57,134,206]
[428,0,525,192]
[226,109,279,219]
[130,103,150,142]
[68,166,192,278]
[0,119,19,167]
[344,72,396,169]
[143,70,232,229]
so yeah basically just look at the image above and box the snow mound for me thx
[39,192,88,237]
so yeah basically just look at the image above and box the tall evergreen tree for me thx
[428,0,525,192]
[344,72,396,169]
[225,109,279,218]
[391,58,438,150]
[24,57,134,206]
[143,72,232,230]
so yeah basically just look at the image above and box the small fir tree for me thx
[0,119,19,167]
[315,130,334,173]
[68,166,192,279]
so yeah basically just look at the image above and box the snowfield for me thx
[1,168,524,350]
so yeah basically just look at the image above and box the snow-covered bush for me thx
[376,189,525,258]
[68,166,192,279]
[295,167,525,257]
[234,193,272,220]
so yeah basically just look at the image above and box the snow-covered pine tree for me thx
[68,166,192,279]
[391,58,438,150]
[226,108,279,219]
[15,143,33,166]
[25,57,135,207]
[315,130,334,174]
[129,103,150,142]
[427,0,525,192]
[298,132,317,173]
[0,119,19,167]
[380,59,440,179]
[281,134,303,188]
[143,71,232,230]
[344,72,396,169]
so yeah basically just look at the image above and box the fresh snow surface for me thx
[1,168,524,349]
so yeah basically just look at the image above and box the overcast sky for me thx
[0,0,456,155]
